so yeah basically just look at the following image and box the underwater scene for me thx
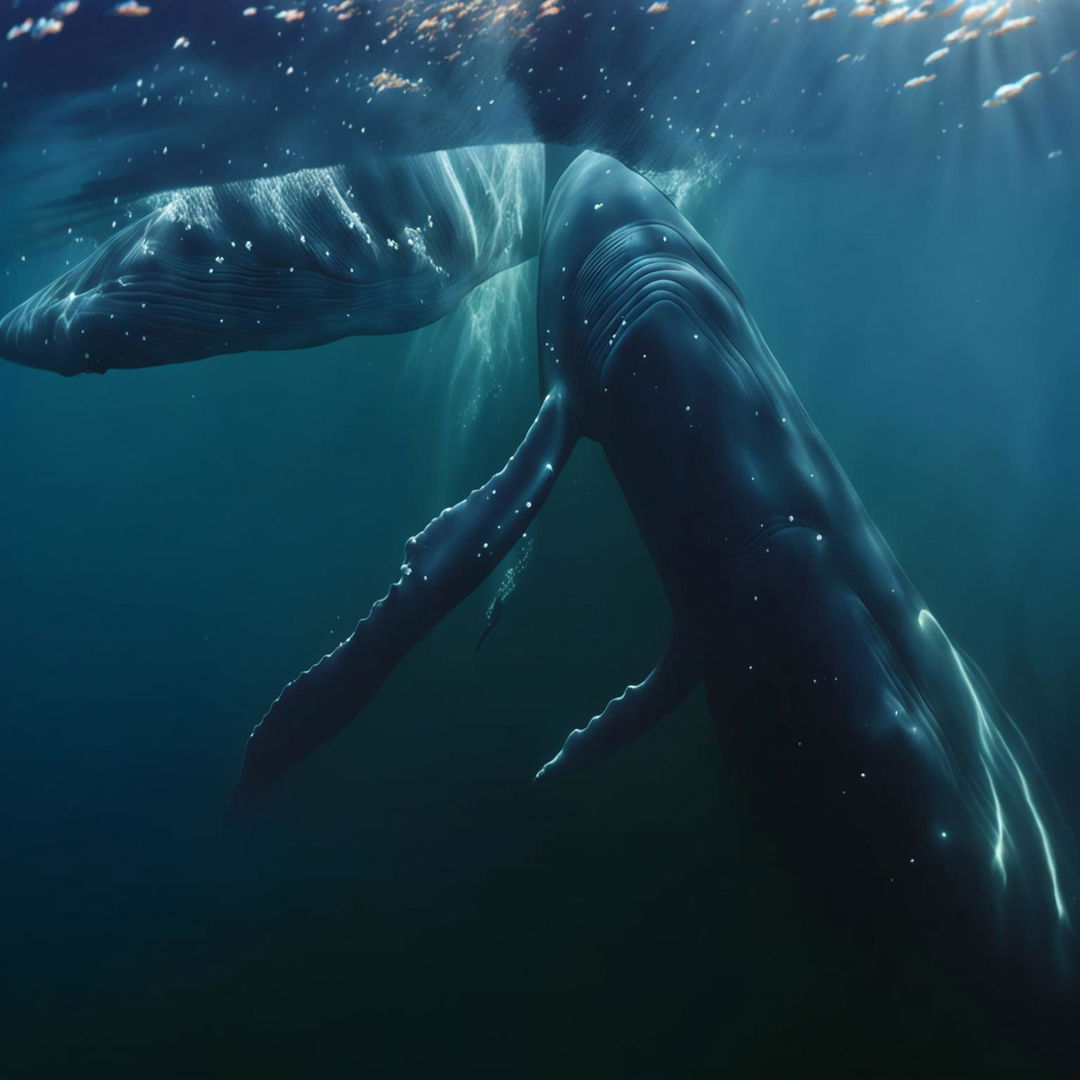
[1,0,1078,1076]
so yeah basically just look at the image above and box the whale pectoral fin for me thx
[534,639,700,780]
[231,391,577,807]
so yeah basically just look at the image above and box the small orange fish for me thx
[982,71,1041,108]
[6,17,33,39]
[873,6,907,26]
[990,15,1035,37]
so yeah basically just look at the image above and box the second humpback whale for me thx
[0,144,543,375]
[232,152,1072,1026]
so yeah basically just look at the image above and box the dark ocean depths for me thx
[1,2,1079,1077]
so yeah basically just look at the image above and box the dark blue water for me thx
[2,2,1079,1075]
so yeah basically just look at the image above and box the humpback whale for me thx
[2,3,1077,1070]
[231,154,1072,1023]
[3,2,1078,384]
[0,144,543,375]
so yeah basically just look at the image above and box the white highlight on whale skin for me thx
[918,609,1066,923]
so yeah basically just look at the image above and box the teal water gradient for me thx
[2,152,1077,1076]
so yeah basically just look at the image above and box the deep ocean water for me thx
[1,1,1078,1075]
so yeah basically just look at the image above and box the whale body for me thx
[533,153,1072,997]
[0,144,543,375]
[4,0,1078,377]
[231,154,1072,1035]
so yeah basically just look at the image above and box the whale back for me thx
[0,144,544,375]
